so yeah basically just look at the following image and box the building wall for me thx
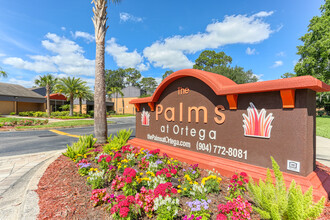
[18,102,45,112]
[112,97,137,114]
[73,104,87,114]
[0,101,15,114]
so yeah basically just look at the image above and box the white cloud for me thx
[143,11,274,69]
[61,27,66,31]
[119,12,143,22]
[272,60,283,68]
[154,77,162,85]
[73,31,95,43]
[252,11,274,18]
[105,38,148,71]
[254,74,264,81]
[3,33,95,76]
[4,57,57,72]
[7,78,35,88]
[276,51,285,57]
[0,53,6,57]
[246,47,256,55]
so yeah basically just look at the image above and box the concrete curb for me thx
[20,150,63,220]
[0,150,64,220]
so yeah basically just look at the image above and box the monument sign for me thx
[129,69,330,198]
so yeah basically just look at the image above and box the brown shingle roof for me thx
[0,82,45,99]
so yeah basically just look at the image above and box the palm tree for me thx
[0,67,7,78]
[35,74,58,117]
[77,85,93,115]
[108,87,123,114]
[55,77,86,116]
[92,0,122,143]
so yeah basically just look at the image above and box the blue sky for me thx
[0,0,324,88]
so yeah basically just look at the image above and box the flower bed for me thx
[37,136,329,219]
[0,118,48,128]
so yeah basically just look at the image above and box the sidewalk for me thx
[0,150,63,220]
[0,135,328,220]
[316,136,330,167]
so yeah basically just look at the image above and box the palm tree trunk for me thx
[70,95,74,116]
[122,97,125,114]
[94,43,107,143]
[46,85,51,117]
[116,93,118,113]
[79,97,82,115]
[93,0,108,144]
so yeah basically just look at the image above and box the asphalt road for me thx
[0,117,136,157]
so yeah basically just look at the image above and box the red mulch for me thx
[36,149,330,220]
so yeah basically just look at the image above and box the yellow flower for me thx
[118,165,121,169]
[189,181,193,185]
[77,154,83,156]
[84,154,87,158]
[183,188,187,191]
[194,181,198,185]
[178,190,182,193]
[140,172,143,176]
[170,158,173,160]
[177,185,181,188]
[124,165,127,168]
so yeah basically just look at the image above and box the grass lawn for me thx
[316,116,330,139]
[15,120,114,130]
[109,114,135,117]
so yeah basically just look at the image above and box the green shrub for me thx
[62,138,93,162]
[79,134,96,148]
[247,157,325,220]
[107,110,115,115]
[9,112,16,115]
[51,111,70,117]
[317,110,324,116]
[56,116,85,119]
[60,104,70,111]
[33,111,47,117]
[88,110,94,117]
[18,111,30,116]
[104,129,132,153]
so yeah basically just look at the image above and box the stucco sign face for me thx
[130,69,330,177]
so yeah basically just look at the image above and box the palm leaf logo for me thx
[242,102,274,138]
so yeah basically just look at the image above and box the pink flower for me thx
[106,156,111,163]
[126,176,132,184]
[240,172,247,177]
[243,178,249,183]
[232,174,238,180]
[119,207,129,217]
[166,173,172,178]
[217,214,227,220]
[170,169,177,175]
[237,181,243,186]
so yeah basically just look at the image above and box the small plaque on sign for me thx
[287,160,300,173]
